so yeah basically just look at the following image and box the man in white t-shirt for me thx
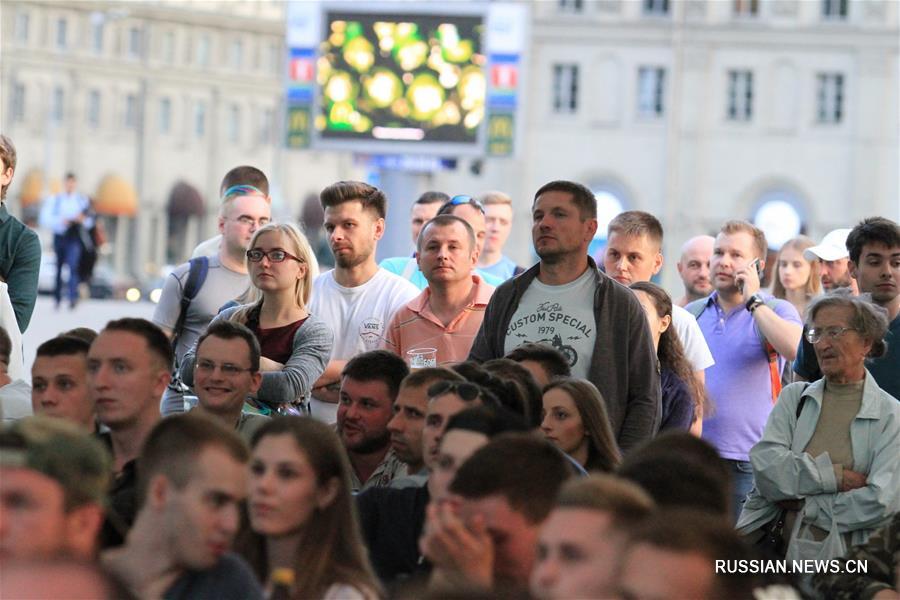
[602,211,715,390]
[308,181,419,423]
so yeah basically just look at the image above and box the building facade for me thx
[3,0,897,291]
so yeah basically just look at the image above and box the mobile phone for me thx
[738,258,762,293]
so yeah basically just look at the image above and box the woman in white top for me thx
[235,417,382,599]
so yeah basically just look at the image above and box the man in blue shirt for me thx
[39,172,91,309]
[689,220,802,521]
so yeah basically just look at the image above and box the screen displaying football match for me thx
[316,10,486,149]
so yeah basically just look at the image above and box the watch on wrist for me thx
[745,294,764,313]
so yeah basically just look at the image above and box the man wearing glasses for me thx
[191,320,269,443]
[153,173,271,415]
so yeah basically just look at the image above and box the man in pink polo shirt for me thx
[382,215,495,365]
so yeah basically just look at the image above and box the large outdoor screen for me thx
[315,10,486,153]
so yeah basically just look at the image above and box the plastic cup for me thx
[407,348,438,369]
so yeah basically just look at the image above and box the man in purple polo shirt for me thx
[688,220,802,521]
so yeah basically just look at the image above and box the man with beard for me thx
[805,228,859,293]
[676,235,715,307]
[309,181,419,423]
[468,180,660,452]
[336,350,410,491]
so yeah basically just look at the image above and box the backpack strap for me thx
[754,299,784,405]
[795,383,811,419]
[685,296,711,319]
[170,256,209,356]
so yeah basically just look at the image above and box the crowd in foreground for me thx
[0,133,899,599]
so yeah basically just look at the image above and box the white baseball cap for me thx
[804,228,852,261]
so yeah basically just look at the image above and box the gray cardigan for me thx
[181,306,333,406]
[468,257,661,452]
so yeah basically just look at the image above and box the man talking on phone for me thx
[686,221,802,522]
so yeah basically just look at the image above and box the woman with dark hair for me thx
[540,378,620,472]
[236,417,381,599]
[630,281,706,433]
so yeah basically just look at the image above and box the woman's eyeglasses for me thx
[246,248,304,263]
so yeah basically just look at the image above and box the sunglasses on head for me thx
[221,184,266,202]
[445,195,485,215]
[427,380,483,402]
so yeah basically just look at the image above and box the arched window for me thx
[751,190,805,250]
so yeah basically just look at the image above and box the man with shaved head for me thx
[676,235,715,307]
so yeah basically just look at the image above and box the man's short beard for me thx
[536,247,566,265]
[344,430,391,454]
[687,281,712,298]
[335,251,370,269]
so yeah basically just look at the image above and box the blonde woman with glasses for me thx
[182,223,333,414]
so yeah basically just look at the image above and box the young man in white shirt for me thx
[309,181,419,423]
[603,211,715,391]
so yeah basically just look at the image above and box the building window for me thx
[269,42,280,75]
[194,102,207,137]
[552,64,579,114]
[125,94,138,129]
[56,18,68,49]
[159,98,172,134]
[87,90,101,129]
[52,87,65,124]
[259,108,273,145]
[231,40,243,70]
[12,84,26,123]
[228,105,241,142]
[92,20,104,53]
[637,66,665,117]
[15,12,29,44]
[197,35,210,67]
[643,0,670,16]
[822,0,848,19]
[727,70,753,121]
[734,0,759,17]
[163,31,175,64]
[559,0,584,13]
[816,73,844,123]
[128,27,142,58]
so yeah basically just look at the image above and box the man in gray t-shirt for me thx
[153,189,270,414]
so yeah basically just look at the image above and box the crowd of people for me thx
[1,133,899,599]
